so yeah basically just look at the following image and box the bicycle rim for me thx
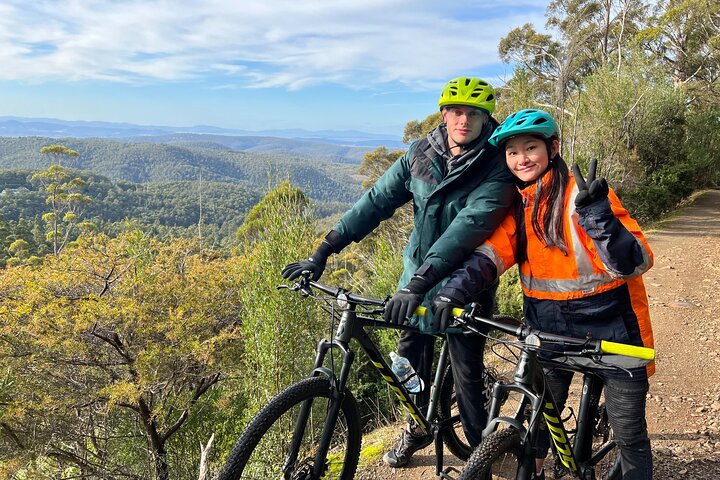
[220,377,361,480]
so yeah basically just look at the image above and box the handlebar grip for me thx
[413,306,466,318]
[600,340,655,360]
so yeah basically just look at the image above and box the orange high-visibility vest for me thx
[478,173,655,372]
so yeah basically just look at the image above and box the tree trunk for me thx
[138,397,169,480]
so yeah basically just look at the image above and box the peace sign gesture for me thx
[572,159,609,209]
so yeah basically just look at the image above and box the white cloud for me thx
[0,0,548,89]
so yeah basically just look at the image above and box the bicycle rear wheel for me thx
[219,376,361,480]
[438,362,472,460]
[458,428,524,480]
[439,334,515,461]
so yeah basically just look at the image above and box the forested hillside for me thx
[0,0,718,479]
[0,138,365,264]
[0,136,364,201]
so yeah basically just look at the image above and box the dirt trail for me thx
[643,189,720,479]
[361,189,720,479]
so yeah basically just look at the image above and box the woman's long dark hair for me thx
[514,138,569,263]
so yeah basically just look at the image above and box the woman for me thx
[433,109,655,479]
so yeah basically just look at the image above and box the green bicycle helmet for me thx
[488,109,558,147]
[438,77,496,114]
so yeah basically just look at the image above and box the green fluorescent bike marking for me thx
[542,400,578,474]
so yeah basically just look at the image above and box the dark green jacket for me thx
[334,122,515,332]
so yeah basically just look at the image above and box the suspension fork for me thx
[283,310,356,477]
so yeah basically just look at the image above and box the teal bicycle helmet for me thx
[489,109,558,147]
[438,77,496,114]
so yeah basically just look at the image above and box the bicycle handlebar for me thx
[290,278,655,362]
[305,280,386,307]
[454,307,655,362]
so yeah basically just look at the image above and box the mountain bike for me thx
[218,277,513,480]
[452,305,655,480]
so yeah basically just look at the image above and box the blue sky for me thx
[0,0,548,136]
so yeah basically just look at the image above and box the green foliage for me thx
[31,163,92,255]
[358,147,405,189]
[494,266,523,319]
[402,112,442,144]
[233,181,328,411]
[0,232,245,479]
[495,68,538,119]
[684,106,720,188]
[39,144,79,164]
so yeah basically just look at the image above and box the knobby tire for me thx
[219,376,361,480]
[459,428,524,480]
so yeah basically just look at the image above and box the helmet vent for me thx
[532,118,548,125]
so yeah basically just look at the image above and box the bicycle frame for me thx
[285,291,458,478]
[482,342,620,479]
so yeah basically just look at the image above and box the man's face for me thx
[442,105,487,148]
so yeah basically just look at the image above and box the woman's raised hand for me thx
[572,159,609,209]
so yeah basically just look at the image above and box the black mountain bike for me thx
[452,305,655,480]
[218,277,511,480]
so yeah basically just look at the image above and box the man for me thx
[282,77,515,467]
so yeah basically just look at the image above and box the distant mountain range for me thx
[0,116,406,149]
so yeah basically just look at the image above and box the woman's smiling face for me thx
[504,135,559,183]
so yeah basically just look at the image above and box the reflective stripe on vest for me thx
[476,244,507,276]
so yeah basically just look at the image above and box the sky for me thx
[0,0,549,136]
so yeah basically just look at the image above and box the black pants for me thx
[397,287,495,447]
[397,330,488,447]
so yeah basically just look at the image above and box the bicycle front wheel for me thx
[219,376,361,480]
[459,428,524,480]
[592,402,621,480]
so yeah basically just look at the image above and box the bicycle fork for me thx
[283,334,355,478]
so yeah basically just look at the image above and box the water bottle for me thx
[390,351,424,393]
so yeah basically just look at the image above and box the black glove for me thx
[432,289,468,332]
[384,275,433,325]
[282,240,335,281]
[573,159,609,209]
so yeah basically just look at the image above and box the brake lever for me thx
[277,274,312,296]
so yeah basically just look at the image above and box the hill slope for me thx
[0,136,363,203]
